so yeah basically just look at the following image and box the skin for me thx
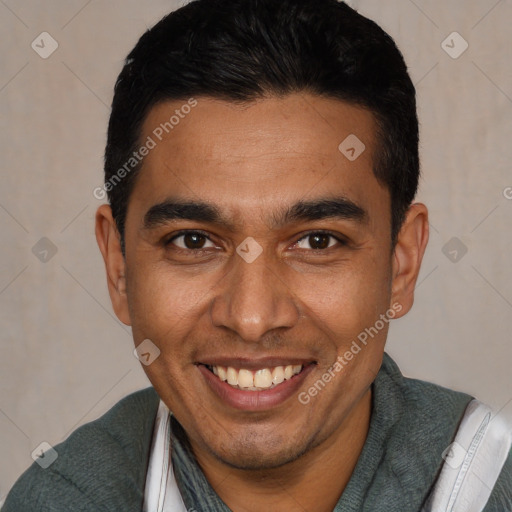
[96,93,429,511]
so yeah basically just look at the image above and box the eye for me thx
[294,232,343,250]
[167,231,217,250]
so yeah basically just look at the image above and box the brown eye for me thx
[309,234,330,249]
[184,233,206,249]
[169,232,216,250]
[295,232,340,250]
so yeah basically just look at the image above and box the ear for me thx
[390,203,429,318]
[95,204,131,326]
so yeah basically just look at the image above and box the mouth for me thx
[196,359,316,411]
[203,363,305,391]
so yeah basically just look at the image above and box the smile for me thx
[197,360,316,411]
[206,364,303,391]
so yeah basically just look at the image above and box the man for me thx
[3,0,511,510]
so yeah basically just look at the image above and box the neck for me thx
[192,389,372,512]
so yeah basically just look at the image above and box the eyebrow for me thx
[142,196,367,231]
[275,197,367,227]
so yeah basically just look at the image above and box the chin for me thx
[209,430,313,471]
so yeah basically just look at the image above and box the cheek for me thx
[125,259,213,344]
[289,256,392,338]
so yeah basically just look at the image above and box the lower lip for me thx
[198,364,315,411]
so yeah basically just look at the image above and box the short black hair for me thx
[104,0,419,250]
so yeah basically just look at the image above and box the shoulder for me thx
[380,352,474,433]
[367,353,473,506]
[378,354,511,509]
[2,386,160,512]
[484,447,512,511]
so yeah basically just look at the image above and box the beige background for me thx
[1,0,511,502]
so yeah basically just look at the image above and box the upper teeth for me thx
[211,365,303,390]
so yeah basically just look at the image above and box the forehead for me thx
[130,94,388,227]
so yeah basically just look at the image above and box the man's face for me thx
[117,94,399,469]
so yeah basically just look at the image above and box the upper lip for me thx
[197,357,316,370]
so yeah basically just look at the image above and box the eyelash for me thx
[292,230,348,251]
[165,230,217,253]
[165,229,347,253]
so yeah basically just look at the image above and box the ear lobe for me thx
[95,205,131,326]
[390,203,429,318]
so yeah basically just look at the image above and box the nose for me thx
[210,250,300,343]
